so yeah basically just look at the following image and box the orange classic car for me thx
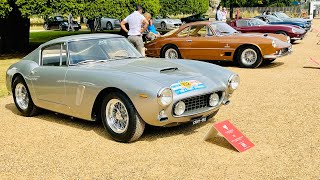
[145,21,292,68]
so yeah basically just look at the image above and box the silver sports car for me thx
[6,34,240,142]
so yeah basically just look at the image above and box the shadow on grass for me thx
[5,102,211,142]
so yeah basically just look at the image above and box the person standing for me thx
[67,13,75,32]
[216,6,223,21]
[222,7,228,22]
[120,5,149,56]
[235,8,241,19]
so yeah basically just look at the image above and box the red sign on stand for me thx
[213,120,254,152]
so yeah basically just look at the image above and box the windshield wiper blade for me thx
[77,60,96,64]
[113,56,141,59]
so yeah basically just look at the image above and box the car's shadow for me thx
[5,103,221,144]
[202,60,284,69]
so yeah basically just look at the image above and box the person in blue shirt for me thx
[144,12,161,41]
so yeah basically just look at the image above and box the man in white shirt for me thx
[120,5,149,56]
[67,13,75,32]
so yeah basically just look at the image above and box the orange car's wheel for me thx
[161,45,181,59]
[237,46,263,68]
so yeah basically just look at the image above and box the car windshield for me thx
[68,37,142,64]
[163,28,179,37]
[210,22,238,35]
[55,16,64,21]
[250,19,267,26]
[275,12,290,19]
[266,15,283,22]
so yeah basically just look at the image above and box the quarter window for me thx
[42,44,67,66]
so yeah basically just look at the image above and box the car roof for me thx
[42,33,124,47]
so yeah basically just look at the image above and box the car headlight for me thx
[64,22,68,25]
[174,101,185,115]
[157,88,173,106]
[228,74,240,91]
[292,28,298,34]
[272,40,277,48]
[209,93,220,107]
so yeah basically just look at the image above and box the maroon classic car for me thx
[228,18,306,43]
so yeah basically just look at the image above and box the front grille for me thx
[174,23,182,26]
[183,94,210,112]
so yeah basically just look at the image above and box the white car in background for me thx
[152,16,182,30]
[100,17,120,30]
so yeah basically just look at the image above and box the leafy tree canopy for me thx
[159,0,209,16]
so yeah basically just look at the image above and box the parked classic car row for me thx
[43,16,81,31]
[6,34,240,142]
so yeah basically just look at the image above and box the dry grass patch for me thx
[0,55,21,97]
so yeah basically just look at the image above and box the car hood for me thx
[163,19,182,23]
[77,58,227,87]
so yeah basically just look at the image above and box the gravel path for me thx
[1,20,320,179]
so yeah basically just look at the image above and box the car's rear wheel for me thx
[161,22,166,30]
[101,92,145,142]
[237,46,262,68]
[161,45,181,59]
[43,23,49,30]
[12,76,39,117]
[106,21,113,30]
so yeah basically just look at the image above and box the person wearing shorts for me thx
[120,5,149,56]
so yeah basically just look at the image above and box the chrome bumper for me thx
[263,46,292,59]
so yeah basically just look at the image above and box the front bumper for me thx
[263,46,292,59]
[291,33,306,40]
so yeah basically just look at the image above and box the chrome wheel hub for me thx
[106,99,129,134]
[165,48,178,59]
[15,83,29,110]
[241,49,257,66]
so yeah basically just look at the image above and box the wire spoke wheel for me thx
[241,48,258,66]
[165,48,179,59]
[15,83,29,110]
[106,99,129,134]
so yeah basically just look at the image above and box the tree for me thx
[159,0,209,16]
[0,0,161,53]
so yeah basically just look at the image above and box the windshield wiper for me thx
[111,56,142,60]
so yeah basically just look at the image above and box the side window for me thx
[178,26,190,37]
[236,20,248,27]
[42,44,67,66]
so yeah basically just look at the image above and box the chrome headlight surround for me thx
[272,40,277,48]
[157,88,173,107]
[228,74,240,92]
[174,101,186,116]
[209,93,220,107]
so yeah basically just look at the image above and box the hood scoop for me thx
[160,67,179,73]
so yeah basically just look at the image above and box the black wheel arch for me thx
[233,44,262,62]
[160,43,181,58]
[91,87,136,121]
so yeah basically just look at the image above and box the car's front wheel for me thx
[12,76,39,117]
[237,46,263,68]
[161,45,181,59]
[101,92,145,142]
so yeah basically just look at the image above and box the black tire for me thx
[100,92,145,142]
[161,45,181,59]
[106,21,113,30]
[275,31,287,36]
[43,23,49,30]
[160,22,166,30]
[237,46,263,68]
[290,39,296,43]
[12,76,39,117]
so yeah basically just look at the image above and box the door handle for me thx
[186,40,192,42]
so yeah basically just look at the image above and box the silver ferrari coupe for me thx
[6,34,240,142]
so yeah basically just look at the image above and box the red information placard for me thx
[214,120,254,152]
